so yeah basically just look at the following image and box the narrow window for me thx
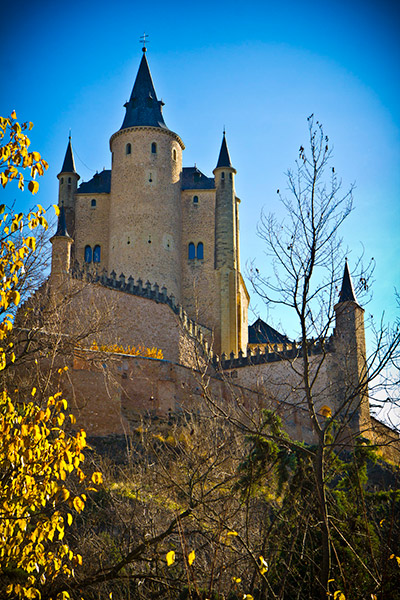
[173,149,177,161]
[93,245,101,263]
[188,243,195,260]
[197,242,204,260]
[149,172,153,182]
[193,195,199,204]
[68,177,71,183]
[126,143,132,155]
[151,142,157,154]
[84,245,92,263]
[229,172,232,180]
[60,177,64,184]
[221,172,225,180]
[91,199,96,207]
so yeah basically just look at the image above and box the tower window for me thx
[173,149,177,161]
[193,195,199,204]
[151,142,157,154]
[91,199,96,207]
[188,243,195,260]
[93,245,101,263]
[229,172,232,180]
[197,242,204,260]
[68,177,71,183]
[221,172,225,180]
[84,245,92,263]
[60,177,64,184]
[126,143,132,155]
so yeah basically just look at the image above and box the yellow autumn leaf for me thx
[91,471,103,485]
[73,496,85,513]
[28,180,39,194]
[53,204,60,217]
[166,550,175,566]
[11,110,16,119]
[333,592,346,600]
[188,550,195,565]
[258,555,268,574]
[227,530,238,536]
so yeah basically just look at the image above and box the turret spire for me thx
[121,51,167,130]
[60,136,77,174]
[216,131,233,169]
[338,260,357,303]
[54,203,70,238]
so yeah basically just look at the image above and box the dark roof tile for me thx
[181,167,215,190]
[248,318,291,345]
[76,170,111,194]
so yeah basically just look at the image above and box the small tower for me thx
[213,133,240,355]
[57,137,80,239]
[50,204,74,290]
[333,261,371,435]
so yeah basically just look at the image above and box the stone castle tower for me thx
[56,47,249,356]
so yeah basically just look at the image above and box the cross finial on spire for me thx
[140,32,149,52]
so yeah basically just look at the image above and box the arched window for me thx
[188,243,195,260]
[151,142,157,154]
[197,242,204,260]
[173,148,177,161]
[84,245,92,263]
[93,245,101,263]
[68,177,71,183]
[221,172,225,180]
[193,195,199,204]
[60,177,64,184]
[91,199,96,207]
[229,172,232,180]
[126,143,132,155]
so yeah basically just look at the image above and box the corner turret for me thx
[333,261,371,436]
[57,136,80,239]
[213,133,248,356]
[50,204,74,289]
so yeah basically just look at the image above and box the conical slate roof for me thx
[121,51,167,130]
[54,204,70,238]
[60,137,76,173]
[338,261,357,303]
[216,132,233,169]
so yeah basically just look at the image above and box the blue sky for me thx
[2,0,399,346]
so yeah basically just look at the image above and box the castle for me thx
[39,48,397,456]
[57,46,248,359]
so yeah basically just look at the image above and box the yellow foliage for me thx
[188,550,195,566]
[0,393,102,599]
[90,340,163,359]
[0,117,102,600]
[0,113,48,193]
[166,550,175,566]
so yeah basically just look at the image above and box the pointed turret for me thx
[338,260,357,303]
[216,132,233,169]
[53,204,71,238]
[333,261,370,436]
[213,132,244,355]
[59,136,77,175]
[121,49,167,130]
[50,204,73,289]
[57,137,79,242]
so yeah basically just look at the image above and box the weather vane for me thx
[140,32,149,52]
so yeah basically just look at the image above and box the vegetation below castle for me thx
[58,409,400,600]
